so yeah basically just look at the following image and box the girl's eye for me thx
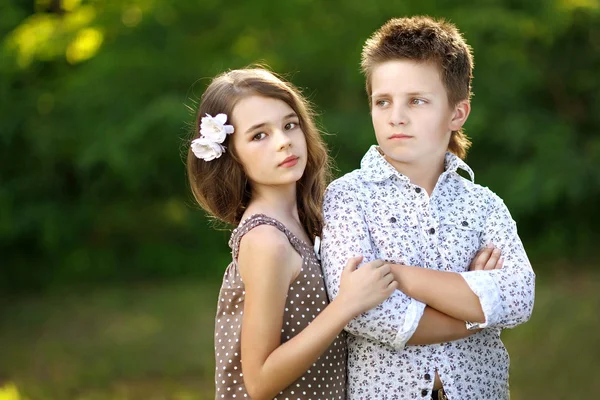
[284,122,299,130]
[411,98,427,105]
[252,132,267,141]
[375,99,390,107]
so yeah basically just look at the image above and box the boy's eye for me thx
[252,132,267,141]
[411,98,427,105]
[284,122,299,130]
[375,99,390,107]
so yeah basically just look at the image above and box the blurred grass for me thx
[0,281,220,400]
[0,270,598,400]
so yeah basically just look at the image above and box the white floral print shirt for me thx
[321,146,535,400]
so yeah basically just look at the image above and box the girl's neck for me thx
[244,183,300,223]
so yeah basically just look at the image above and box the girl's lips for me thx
[279,156,299,167]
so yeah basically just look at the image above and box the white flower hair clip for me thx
[191,113,234,161]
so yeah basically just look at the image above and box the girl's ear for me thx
[449,99,470,131]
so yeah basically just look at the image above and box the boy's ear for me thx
[449,100,471,131]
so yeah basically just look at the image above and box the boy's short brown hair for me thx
[361,16,473,158]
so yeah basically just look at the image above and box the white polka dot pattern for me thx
[214,214,347,399]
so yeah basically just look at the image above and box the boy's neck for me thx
[384,154,445,196]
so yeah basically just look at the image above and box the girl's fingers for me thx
[378,264,391,276]
[382,273,395,285]
[368,259,384,269]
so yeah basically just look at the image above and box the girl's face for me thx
[231,95,307,189]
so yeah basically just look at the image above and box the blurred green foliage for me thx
[1,0,599,292]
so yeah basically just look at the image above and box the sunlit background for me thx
[1,0,599,399]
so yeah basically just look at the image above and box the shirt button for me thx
[424,373,431,380]
[389,217,397,223]
[461,220,469,227]
[428,227,436,235]
[421,389,429,396]
[415,187,422,193]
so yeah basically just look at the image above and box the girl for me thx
[186,67,397,400]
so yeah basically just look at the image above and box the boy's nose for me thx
[389,106,407,126]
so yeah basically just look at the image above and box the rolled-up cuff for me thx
[392,299,426,350]
[460,271,503,330]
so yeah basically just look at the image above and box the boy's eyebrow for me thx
[244,113,298,134]
[371,91,435,98]
[371,92,389,99]
[406,91,434,97]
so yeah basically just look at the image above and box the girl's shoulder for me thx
[239,223,295,260]
[229,213,313,255]
[233,214,303,286]
[229,213,287,248]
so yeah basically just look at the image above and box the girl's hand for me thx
[469,245,504,271]
[336,256,397,317]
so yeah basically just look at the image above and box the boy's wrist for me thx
[390,264,412,295]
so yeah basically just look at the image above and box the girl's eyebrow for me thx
[245,122,267,135]
[244,113,298,135]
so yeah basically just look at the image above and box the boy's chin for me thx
[378,145,417,164]
[378,144,447,165]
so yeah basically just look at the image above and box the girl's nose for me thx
[275,129,292,150]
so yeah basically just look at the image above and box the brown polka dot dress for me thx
[214,214,347,400]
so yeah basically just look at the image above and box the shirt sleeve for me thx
[321,179,426,350]
[459,190,536,330]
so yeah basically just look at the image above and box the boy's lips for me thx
[389,133,413,139]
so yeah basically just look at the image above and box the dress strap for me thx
[228,214,312,261]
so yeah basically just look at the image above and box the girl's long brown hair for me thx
[186,67,331,237]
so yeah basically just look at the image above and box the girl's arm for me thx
[238,225,395,400]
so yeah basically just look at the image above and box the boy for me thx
[321,16,535,399]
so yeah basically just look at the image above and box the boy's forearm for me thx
[407,306,480,345]
[391,264,485,323]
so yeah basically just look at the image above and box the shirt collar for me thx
[359,145,475,183]
[444,151,475,182]
[359,146,402,183]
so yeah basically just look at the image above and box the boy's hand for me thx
[337,256,398,317]
[469,245,504,271]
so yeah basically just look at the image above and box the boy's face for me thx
[370,59,469,171]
